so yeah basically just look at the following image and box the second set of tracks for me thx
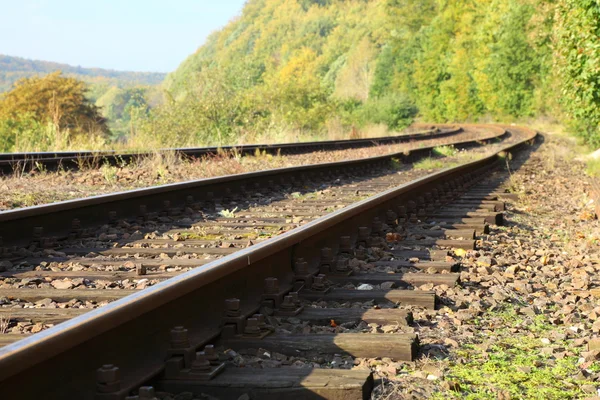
[0,124,538,399]
[0,127,459,174]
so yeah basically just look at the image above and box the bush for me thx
[0,116,49,152]
[360,94,418,131]
[0,114,107,152]
[0,72,109,137]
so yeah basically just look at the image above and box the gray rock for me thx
[0,260,12,271]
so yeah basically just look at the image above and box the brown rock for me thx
[588,338,600,351]
[51,280,73,290]
[581,385,597,394]
[35,298,54,307]
[581,350,600,362]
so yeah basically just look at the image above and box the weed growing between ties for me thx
[390,157,403,170]
[433,145,458,157]
[413,158,445,170]
[586,158,600,177]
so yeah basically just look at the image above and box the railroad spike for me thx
[135,263,147,276]
[386,210,398,227]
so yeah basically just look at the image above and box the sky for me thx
[0,0,247,73]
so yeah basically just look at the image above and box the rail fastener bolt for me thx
[96,364,121,394]
[319,247,334,274]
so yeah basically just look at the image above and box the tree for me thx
[554,0,600,146]
[335,37,376,101]
[0,71,109,136]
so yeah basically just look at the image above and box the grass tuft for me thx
[586,157,600,177]
[413,158,445,170]
[433,145,458,157]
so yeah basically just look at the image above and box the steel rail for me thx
[0,127,460,174]
[0,125,505,247]
[0,125,537,399]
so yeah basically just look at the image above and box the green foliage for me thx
[0,114,106,152]
[433,307,585,399]
[0,116,40,152]
[484,2,539,117]
[135,65,257,147]
[554,0,600,147]
[0,73,112,152]
[586,157,600,177]
[433,145,458,157]
[154,0,558,146]
[359,94,417,130]
[6,0,600,149]
[96,86,150,140]
[413,157,445,170]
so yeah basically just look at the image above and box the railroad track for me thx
[0,127,460,174]
[0,124,537,399]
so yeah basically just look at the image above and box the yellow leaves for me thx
[476,259,491,268]
[334,37,376,101]
[579,210,596,221]
[454,248,467,257]
[0,71,108,136]
[275,48,319,87]
[386,232,403,242]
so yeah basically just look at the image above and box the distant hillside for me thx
[0,54,166,92]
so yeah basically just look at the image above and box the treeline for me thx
[2,0,600,152]
[151,0,600,147]
[0,54,166,92]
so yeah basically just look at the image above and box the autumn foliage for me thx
[0,71,109,135]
